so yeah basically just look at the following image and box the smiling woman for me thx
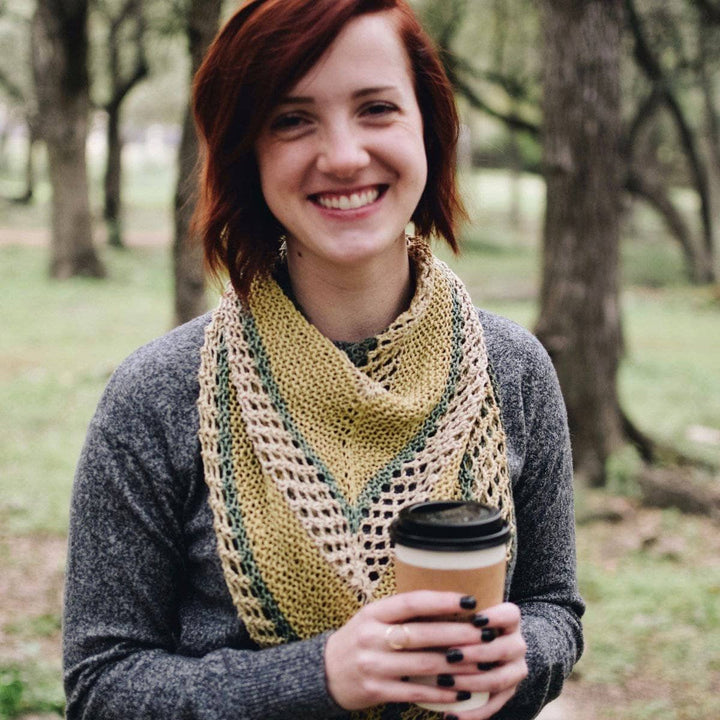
[62,2,584,719]
[192,0,462,305]
[253,12,428,340]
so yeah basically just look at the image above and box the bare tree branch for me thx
[625,0,715,280]
[451,74,540,137]
[624,168,701,279]
[0,67,25,102]
[623,86,664,157]
[689,0,720,23]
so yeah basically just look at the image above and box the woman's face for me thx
[255,11,427,274]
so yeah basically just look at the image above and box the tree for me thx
[0,2,40,204]
[624,0,716,283]
[95,0,149,248]
[423,0,717,285]
[32,0,105,278]
[172,0,221,326]
[535,0,624,487]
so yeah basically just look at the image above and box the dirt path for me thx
[0,227,170,247]
[0,534,66,665]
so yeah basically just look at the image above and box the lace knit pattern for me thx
[197,243,514,717]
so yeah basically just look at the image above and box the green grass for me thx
[575,504,720,720]
[620,288,720,467]
[0,242,173,534]
[0,663,64,720]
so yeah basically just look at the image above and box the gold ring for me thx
[385,624,411,651]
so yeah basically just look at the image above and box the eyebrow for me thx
[277,86,398,105]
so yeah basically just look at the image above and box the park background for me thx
[1,0,719,718]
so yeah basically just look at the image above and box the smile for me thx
[311,186,385,211]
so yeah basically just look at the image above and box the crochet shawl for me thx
[197,242,514,719]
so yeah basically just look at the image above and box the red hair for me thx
[192,0,464,297]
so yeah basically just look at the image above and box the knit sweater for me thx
[63,309,584,720]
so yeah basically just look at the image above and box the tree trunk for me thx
[32,0,105,279]
[535,0,624,488]
[698,22,720,275]
[638,466,720,521]
[104,106,123,248]
[172,0,222,326]
[20,119,37,205]
[101,0,148,249]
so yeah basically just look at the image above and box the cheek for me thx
[406,131,428,193]
[259,146,308,198]
[399,117,428,189]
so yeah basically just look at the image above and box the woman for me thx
[63,1,584,718]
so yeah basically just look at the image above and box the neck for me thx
[285,243,413,343]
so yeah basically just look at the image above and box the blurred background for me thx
[0,0,718,718]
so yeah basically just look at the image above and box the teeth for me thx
[317,188,379,210]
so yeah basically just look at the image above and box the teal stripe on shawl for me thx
[216,338,298,642]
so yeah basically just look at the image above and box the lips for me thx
[310,185,386,210]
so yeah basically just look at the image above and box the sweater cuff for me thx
[493,613,574,720]
[203,631,348,719]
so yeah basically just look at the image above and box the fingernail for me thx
[446,648,464,663]
[471,613,489,627]
[477,661,498,671]
[459,595,477,610]
[437,673,455,687]
[481,628,499,642]
[456,690,472,701]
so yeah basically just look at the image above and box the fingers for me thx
[450,654,528,694]
[365,590,479,624]
[325,631,488,710]
[448,623,527,668]
[450,685,518,720]
[324,597,527,713]
[379,617,497,653]
[478,602,522,631]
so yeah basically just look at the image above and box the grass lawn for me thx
[0,167,718,718]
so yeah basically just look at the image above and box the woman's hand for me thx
[323,593,527,716]
[444,602,528,719]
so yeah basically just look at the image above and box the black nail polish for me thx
[456,690,472,701]
[477,661,498,671]
[481,628,498,642]
[471,613,489,627]
[459,595,476,610]
[437,673,455,687]
[446,648,464,663]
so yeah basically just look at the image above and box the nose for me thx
[316,121,370,178]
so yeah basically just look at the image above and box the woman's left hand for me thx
[444,602,528,719]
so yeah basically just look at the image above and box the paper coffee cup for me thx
[389,501,510,713]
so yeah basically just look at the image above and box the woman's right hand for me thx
[324,591,493,711]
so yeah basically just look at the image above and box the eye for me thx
[269,112,312,135]
[361,101,399,118]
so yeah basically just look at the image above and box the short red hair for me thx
[192,0,464,297]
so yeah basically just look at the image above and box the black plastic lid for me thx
[389,501,510,551]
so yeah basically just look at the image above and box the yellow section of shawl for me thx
[248,271,454,504]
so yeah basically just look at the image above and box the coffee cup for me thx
[389,500,510,713]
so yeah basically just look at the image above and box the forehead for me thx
[289,12,414,97]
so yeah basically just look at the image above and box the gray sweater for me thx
[63,309,584,719]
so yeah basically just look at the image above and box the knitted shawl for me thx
[197,241,514,719]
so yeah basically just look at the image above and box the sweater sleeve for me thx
[482,314,585,720]
[63,327,347,720]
